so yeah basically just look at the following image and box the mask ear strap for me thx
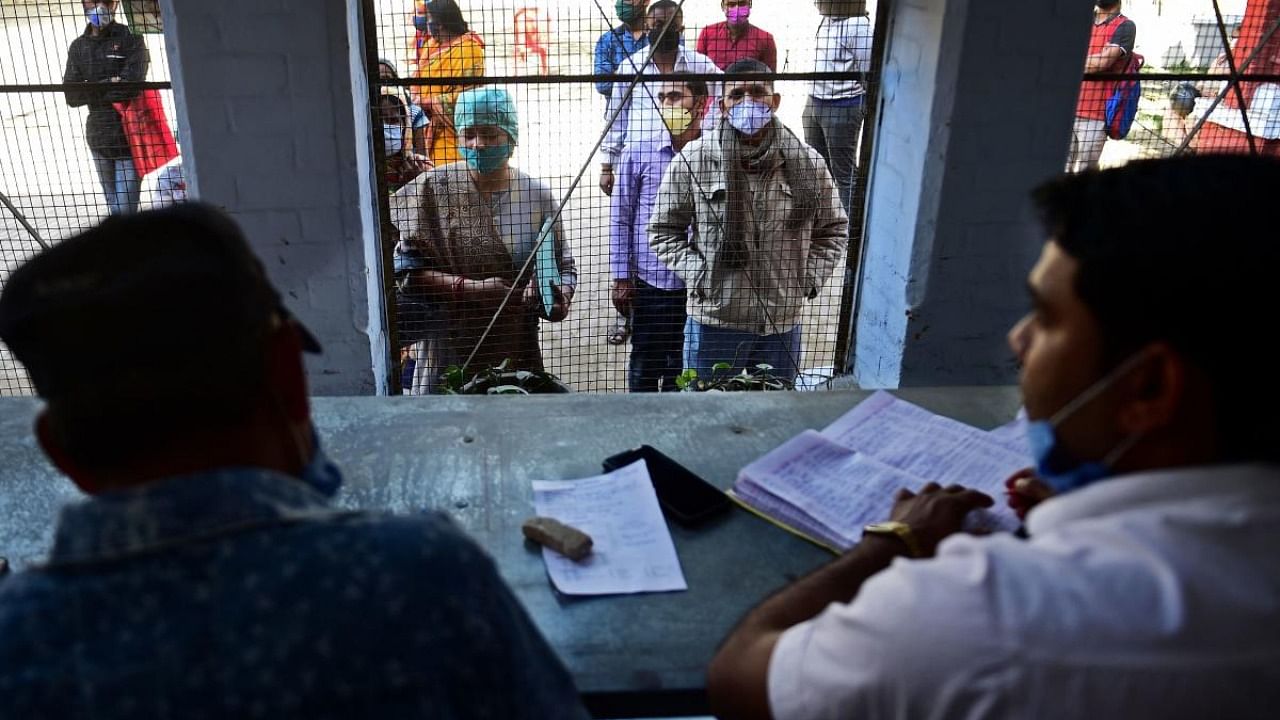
[1048,349,1150,427]
[1102,431,1143,467]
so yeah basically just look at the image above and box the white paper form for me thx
[740,431,917,548]
[531,460,688,596]
[822,391,1029,498]
[988,408,1031,456]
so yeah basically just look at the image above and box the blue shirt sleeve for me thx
[594,30,617,97]
[610,147,640,281]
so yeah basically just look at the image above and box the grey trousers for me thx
[802,97,865,217]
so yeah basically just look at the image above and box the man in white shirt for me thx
[599,0,720,196]
[804,1,873,217]
[707,155,1280,720]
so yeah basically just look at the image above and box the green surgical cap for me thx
[454,87,519,144]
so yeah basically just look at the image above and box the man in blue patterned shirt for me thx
[0,204,589,719]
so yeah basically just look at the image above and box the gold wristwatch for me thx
[863,521,922,558]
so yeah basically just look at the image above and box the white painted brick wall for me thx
[160,0,386,395]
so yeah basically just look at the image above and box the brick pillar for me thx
[853,0,1092,387]
[159,0,387,395]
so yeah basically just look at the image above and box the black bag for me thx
[393,246,439,347]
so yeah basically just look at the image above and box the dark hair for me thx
[725,58,774,91]
[379,93,409,128]
[1095,0,1121,9]
[426,0,469,36]
[1032,155,1280,462]
[0,204,289,470]
[648,0,682,18]
[725,58,771,75]
[668,70,709,101]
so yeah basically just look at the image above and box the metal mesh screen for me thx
[368,0,882,394]
[0,0,179,396]
[1068,0,1280,170]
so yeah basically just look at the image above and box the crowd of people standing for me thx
[383,0,873,394]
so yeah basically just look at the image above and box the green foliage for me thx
[673,363,795,393]
[439,360,571,395]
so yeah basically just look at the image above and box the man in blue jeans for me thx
[611,75,708,391]
[595,0,650,345]
[63,0,147,215]
[650,60,847,384]
[803,1,873,217]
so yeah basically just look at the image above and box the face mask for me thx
[299,429,343,498]
[462,143,512,174]
[414,14,430,33]
[427,21,441,39]
[383,125,404,156]
[728,99,774,136]
[660,106,693,135]
[649,26,681,53]
[1025,352,1146,495]
[726,5,751,25]
[616,0,642,24]
[87,4,113,28]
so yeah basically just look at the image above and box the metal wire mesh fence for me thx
[368,0,882,394]
[1,0,179,396]
[8,2,1268,398]
[1069,0,1279,170]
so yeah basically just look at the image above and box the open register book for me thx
[730,391,1029,552]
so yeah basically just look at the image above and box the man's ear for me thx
[1116,342,1186,436]
[771,93,782,112]
[35,411,101,494]
[265,324,311,425]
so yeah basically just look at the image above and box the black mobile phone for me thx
[603,445,731,526]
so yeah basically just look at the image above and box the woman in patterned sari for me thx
[391,87,577,394]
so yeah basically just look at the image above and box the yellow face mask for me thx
[660,106,693,136]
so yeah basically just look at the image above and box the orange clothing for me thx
[412,32,487,165]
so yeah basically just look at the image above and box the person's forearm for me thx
[708,537,904,720]
[609,234,633,281]
[648,230,691,270]
[64,85,90,107]
[743,536,900,635]
[412,269,463,296]
[1084,49,1122,73]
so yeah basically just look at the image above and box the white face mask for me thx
[727,99,774,136]
[383,125,404,156]
[87,3,114,28]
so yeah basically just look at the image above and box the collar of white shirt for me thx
[1026,462,1280,536]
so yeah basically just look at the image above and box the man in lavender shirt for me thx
[610,75,709,392]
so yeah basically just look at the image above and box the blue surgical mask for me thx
[461,144,512,174]
[728,99,774,136]
[383,125,404,156]
[87,4,113,28]
[414,14,430,33]
[427,21,441,39]
[299,428,343,498]
[1026,352,1146,494]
